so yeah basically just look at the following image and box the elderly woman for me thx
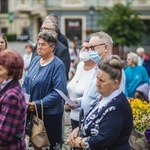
[68,55,133,150]
[0,49,26,149]
[0,33,8,52]
[125,52,149,98]
[23,30,67,150]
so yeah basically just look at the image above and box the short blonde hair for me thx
[127,52,138,65]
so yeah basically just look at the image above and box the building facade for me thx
[0,0,150,49]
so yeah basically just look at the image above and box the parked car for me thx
[17,35,29,41]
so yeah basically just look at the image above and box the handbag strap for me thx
[40,100,44,121]
[33,101,39,122]
[33,100,44,122]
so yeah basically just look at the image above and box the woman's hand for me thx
[26,102,35,111]
[68,127,79,146]
[65,99,78,109]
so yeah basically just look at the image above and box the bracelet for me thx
[79,137,83,148]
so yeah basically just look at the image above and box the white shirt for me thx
[23,53,33,76]
[67,61,97,121]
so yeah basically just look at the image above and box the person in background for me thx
[136,47,150,76]
[67,38,97,131]
[125,52,149,98]
[0,49,26,149]
[23,30,67,150]
[45,13,69,49]
[134,83,150,102]
[32,20,70,81]
[136,47,149,66]
[0,33,8,52]
[23,43,33,77]
[68,55,133,150]
[69,40,80,80]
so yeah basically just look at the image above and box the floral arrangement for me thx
[128,98,150,133]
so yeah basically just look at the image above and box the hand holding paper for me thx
[54,88,78,107]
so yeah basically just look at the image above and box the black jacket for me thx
[58,30,69,49]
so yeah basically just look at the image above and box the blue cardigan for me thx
[23,56,67,115]
[83,92,133,150]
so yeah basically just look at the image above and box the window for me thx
[0,0,8,13]
[1,27,8,34]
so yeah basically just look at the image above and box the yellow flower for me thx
[128,98,150,132]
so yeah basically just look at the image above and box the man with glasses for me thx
[32,20,70,81]
[67,31,125,117]
[45,14,69,49]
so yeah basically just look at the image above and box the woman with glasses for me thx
[23,30,67,150]
[0,33,8,52]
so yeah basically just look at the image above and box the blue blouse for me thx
[23,56,67,115]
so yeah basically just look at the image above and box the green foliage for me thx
[98,3,146,47]
[6,33,17,41]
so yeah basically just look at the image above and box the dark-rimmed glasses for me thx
[88,43,106,50]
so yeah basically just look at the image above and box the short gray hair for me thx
[90,31,113,51]
[136,47,145,53]
[42,20,59,34]
[98,55,123,82]
[127,52,138,65]
[45,14,59,25]
[37,30,57,46]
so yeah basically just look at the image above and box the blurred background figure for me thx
[0,33,8,52]
[134,83,150,102]
[23,44,33,77]
[45,13,69,49]
[136,47,150,77]
[136,47,149,66]
[0,49,26,149]
[125,52,149,98]
[69,40,80,80]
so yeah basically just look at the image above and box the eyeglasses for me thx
[81,46,89,51]
[88,43,106,50]
[40,27,55,32]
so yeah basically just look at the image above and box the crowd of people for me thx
[0,13,150,150]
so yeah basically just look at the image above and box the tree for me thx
[98,3,146,58]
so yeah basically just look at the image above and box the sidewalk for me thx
[62,110,71,150]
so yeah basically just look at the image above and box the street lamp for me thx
[89,6,95,32]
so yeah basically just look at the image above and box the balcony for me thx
[15,0,45,15]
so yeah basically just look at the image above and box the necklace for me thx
[76,70,86,83]
[40,56,54,65]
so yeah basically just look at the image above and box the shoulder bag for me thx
[30,100,50,148]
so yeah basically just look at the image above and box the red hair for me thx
[0,49,24,79]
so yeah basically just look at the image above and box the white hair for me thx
[127,52,138,65]
[136,47,145,53]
